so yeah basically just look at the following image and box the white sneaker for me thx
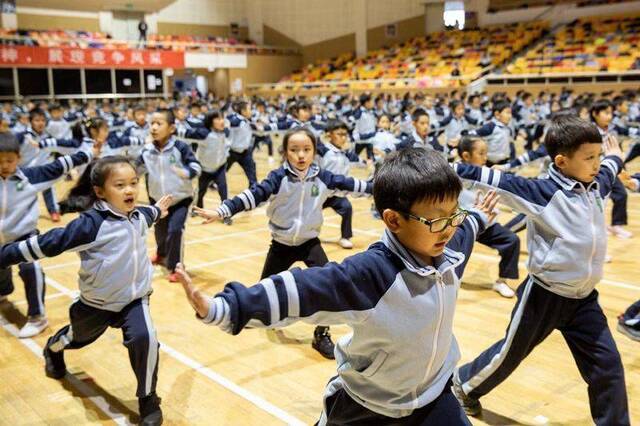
[268,156,275,165]
[18,316,48,338]
[609,225,633,239]
[605,254,613,263]
[338,238,353,249]
[492,281,515,298]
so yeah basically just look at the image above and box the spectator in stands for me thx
[138,19,148,47]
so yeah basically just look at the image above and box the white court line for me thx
[0,315,131,425]
[39,275,305,425]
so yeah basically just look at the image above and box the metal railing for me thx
[486,70,640,84]
[0,33,300,56]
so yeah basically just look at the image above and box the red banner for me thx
[0,46,184,69]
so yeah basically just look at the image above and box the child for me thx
[226,101,258,188]
[399,108,443,152]
[590,99,633,239]
[178,110,232,225]
[351,94,377,161]
[193,128,372,358]
[181,147,497,424]
[0,156,171,426]
[458,137,519,298]
[467,101,514,167]
[121,104,150,160]
[45,103,72,140]
[136,109,201,282]
[318,119,364,249]
[438,100,477,155]
[451,115,630,426]
[0,133,95,337]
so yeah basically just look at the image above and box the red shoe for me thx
[150,254,165,266]
[50,212,61,223]
[168,273,179,283]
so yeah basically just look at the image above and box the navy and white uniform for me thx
[199,213,487,423]
[453,158,629,426]
[468,118,514,166]
[227,113,257,187]
[0,150,92,317]
[0,200,162,398]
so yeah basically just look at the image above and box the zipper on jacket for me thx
[291,178,307,245]
[585,192,597,288]
[0,180,6,244]
[423,274,445,382]
[158,150,166,195]
[129,219,139,300]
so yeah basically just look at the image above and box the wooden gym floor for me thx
[0,136,638,425]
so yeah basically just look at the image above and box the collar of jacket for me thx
[548,164,599,192]
[283,161,320,180]
[381,229,465,278]
[2,168,27,182]
[151,137,176,153]
[491,118,507,129]
[94,200,141,220]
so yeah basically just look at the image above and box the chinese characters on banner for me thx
[0,46,184,68]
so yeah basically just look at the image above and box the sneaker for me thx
[18,316,48,338]
[451,373,482,417]
[268,156,275,165]
[43,336,66,379]
[338,238,353,249]
[605,254,613,263]
[312,327,335,359]
[223,217,233,226]
[50,212,61,223]
[609,225,633,239]
[617,315,640,342]
[492,281,515,298]
[150,254,165,267]
[139,393,163,426]
[190,210,198,218]
[168,273,179,283]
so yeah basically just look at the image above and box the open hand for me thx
[603,134,623,161]
[154,194,173,218]
[474,189,500,223]
[193,206,223,224]
[175,263,210,318]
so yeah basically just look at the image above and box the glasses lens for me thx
[451,211,467,227]
[430,218,449,233]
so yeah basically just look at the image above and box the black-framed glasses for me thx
[403,209,469,233]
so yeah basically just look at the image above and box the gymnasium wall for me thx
[16,7,99,32]
[228,53,303,90]
[155,0,249,38]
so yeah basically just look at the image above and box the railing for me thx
[247,66,494,94]
[486,70,640,84]
[0,33,300,56]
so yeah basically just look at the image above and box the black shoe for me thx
[451,373,482,417]
[223,217,233,226]
[43,336,66,379]
[312,327,335,359]
[139,393,163,426]
[617,315,640,342]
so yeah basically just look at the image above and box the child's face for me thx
[618,101,629,114]
[414,115,430,137]
[241,106,252,119]
[0,152,19,178]
[579,107,590,121]
[297,107,310,122]
[150,113,175,144]
[134,110,147,126]
[390,196,461,260]
[190,106,200,116]
[329,128,349,149]
[91,125,109,144]
[31,115,46,133]
[378,115,391,130]
[594,107,612,128]
[94,164,139,213]
[286,133,315,172]
[212,117,225,131]
[50,109,63,120]
[495,108,512,125]
[555,143,602,183]
[453,104,465,117]
[471,97,481,108]
[364,100,374,110]
[175,108,186,121]
[462,140,487,167]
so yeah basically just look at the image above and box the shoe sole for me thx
[617,323,640,342]
[311,343,335,360]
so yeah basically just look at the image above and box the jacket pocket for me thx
[358,350,388,378]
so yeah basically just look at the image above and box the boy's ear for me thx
[382,209,403,233]
[554,153,568,169]
[461,151,471,162]
[93,185,105,199]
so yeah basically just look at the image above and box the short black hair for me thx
[154,108,175,125]
[590,99,612,121]
[492,100,511,115]
[359,93,372,105]
[325,118,348,133]
[29,107,45,121]
[133,103,146,113]
[203,110,222,130]
[373,148,462,216]
[281,128,317,157]
[412,107,430,122]
[0,132,20,154]
[544,114,602,159]
[458,136,482,157]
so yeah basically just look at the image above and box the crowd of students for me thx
[0,86,638,425]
